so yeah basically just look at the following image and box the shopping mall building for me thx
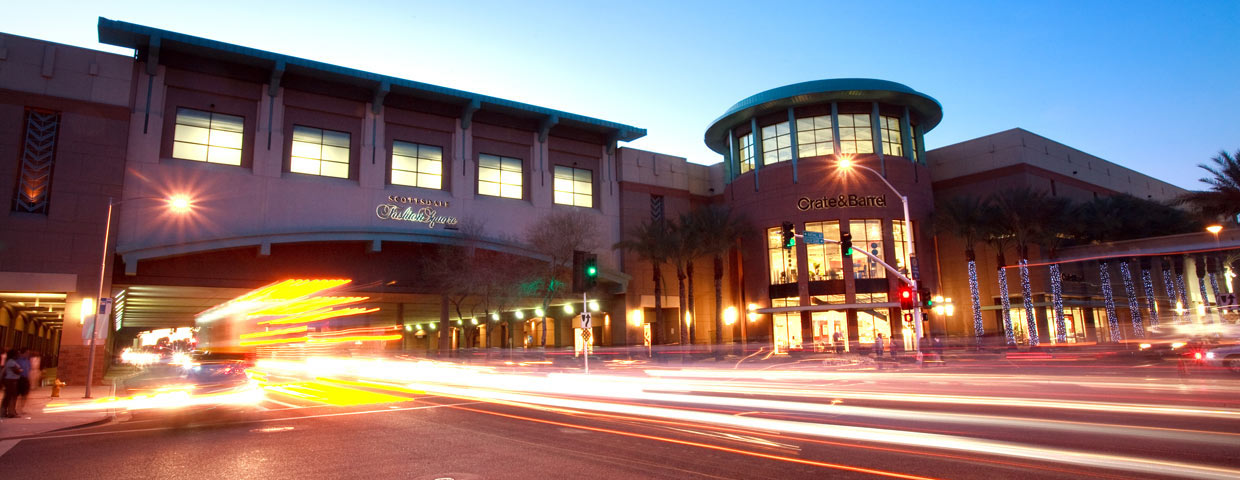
[2,19,1236,383]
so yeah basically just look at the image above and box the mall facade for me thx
[1,19,1236,383]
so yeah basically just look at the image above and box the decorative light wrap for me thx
[1141,269,1159,327]
[969,260,984,346]
[1049,263,1066,343]
[1209,273,1222,308]
[998,267,1015,345]
[1119,261,1143,338]
[1161,268,1178,314]
[1099,261,1121,343]
[1018,258,1038,346]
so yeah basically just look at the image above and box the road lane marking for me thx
[0,439,19,459]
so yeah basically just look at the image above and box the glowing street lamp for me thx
[837,157,922,347]
[86,195,194,398]
[1207,224,1223,245]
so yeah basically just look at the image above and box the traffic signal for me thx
[898,285,915,309]
[841,232,853,256]
[584,253,598,290]
[572,250,598,293]
[781,222,795,249]
[919,287,933,309]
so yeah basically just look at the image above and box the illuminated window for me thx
[910,126,919,162]
[804,221,844,281]
[880,116,903,156]
[478,154,523,199]
[795,115,835,158]
[768,226,797,285]
[772,297,802,353]
[737,132,754,174]
[391,141,442,189]
[172,108,244,166]
[849,219,885,279]
[891,220,915,276]
[837,113,873,154]
[290,126,350,178]
[761,121,792,165]
[553,166,593,208]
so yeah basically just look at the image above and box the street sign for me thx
[802,231,824,244]
[99,297,113,317]
[581,312,592,330]
[581,329,592,342]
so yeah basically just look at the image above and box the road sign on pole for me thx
[802,231,824,244]
[581,312,592,330]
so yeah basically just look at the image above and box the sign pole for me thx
[582,291,589,374]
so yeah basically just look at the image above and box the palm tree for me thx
[991,187,1049,346]
[614,219,673,345]
[981,201,1016,345]
[686,205,752,351]
[1032,196,1072,344]
[933,195,989,347]
[668,217,698,345]
[1179,150,1240,219]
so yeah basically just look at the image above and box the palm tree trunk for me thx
[1099,261,1122,343]
[1196,267,1212,324]
[686,260,696,345]
[997,254,1015,346]
[1118,260,1144,338]
[652,263,663,345]
[1049,263,1066,343]
[676,264,688,345]
[1018,257,1038,346]
[967,255,984,349]
[1141,269,1159,327]
[714,254,724,348]
[1161,265,1179,314]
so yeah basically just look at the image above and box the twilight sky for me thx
[4,0,1236,190]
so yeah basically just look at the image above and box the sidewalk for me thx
[0,385,114,440]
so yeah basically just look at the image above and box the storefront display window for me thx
[811,309,847,352]
[804,221,843,281]
[850,219,885,279]
[768,226,798,285]
[772,297,801,354]
[857,308,892,346]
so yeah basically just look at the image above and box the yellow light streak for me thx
[239,325,309,339]
[239,336,309,347]
[248,296,369,317]
[262,307,380,325]
[306,334,402,344]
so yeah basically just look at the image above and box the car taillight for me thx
[1193,352,1203,360]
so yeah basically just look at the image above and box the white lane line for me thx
[0,439,20,459]
[264,398,300,409]
[8,400,486,442]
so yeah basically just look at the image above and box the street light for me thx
[85,195,194,398]
[1207,224,1223,245]
[837,156,923,348]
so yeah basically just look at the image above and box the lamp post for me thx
[85,195,192,398]
[1207,224,1223,244]
[838,157,923,348]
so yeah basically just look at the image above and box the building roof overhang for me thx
[97,17,646,142]
[704,78,942,154]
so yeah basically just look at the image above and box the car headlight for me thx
[1205,352,1215,359]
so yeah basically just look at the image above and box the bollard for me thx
[51,379,65,398]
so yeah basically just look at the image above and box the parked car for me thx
[1199,344,1240,374]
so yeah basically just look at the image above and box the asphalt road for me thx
[1,359,1237,480]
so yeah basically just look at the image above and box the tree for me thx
[1032,196,1073,344]
[525,210,600,347]
[1179,149,1240,220]
[991,187,1049,346]
[685,205,752,350]
[980,201,1016,345]
[668,216,701,345]
[1071,194,1199,244]
[614,219,673,345]
[933,195,989,347]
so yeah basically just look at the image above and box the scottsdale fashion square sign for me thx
[375,195,458,229]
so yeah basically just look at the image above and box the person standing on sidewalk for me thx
[874,334,886,369]
[2,348,22,418]
[16,348,32,415]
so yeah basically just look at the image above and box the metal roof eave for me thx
[97,17,646,142]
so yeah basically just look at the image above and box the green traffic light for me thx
[587,266,597,276]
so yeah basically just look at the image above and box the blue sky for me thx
[4,1,1236,190]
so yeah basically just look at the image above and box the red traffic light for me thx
[898,286,915,309]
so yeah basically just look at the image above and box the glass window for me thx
[391,141,443,190]
[553,165,593,208]
[849,219,885,279]
[909,125,919,162]
[857,307,892,345]
[761,121,792,165]
[795,115,835,158]
[856,292,889,304]
[837,113,874,154]
[880,116,903,156]
[290,125,350,178]
[891,220,915,276]
[737,132,754,174]
[478,154,523,199]
[172,108,244,166]
[767,226,797,285]
[772,297,801,354]
[804,221,844,281]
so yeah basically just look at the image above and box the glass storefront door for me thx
[772,298,801,354]
[811,310,847,352]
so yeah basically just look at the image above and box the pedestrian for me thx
[16,348,32,415]
[933,336,945,365]
[874,334,885,369]
[888,336,901,369]
[832,330,845,354]
[2,348,22,418]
